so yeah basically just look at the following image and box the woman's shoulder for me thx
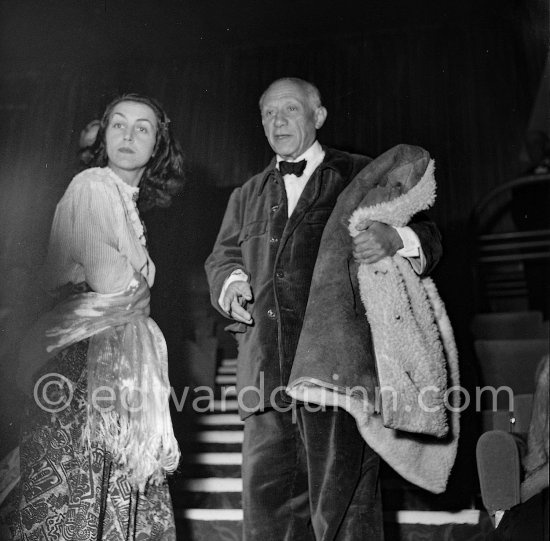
[54,168,119,212]
[65,167,117,199]
[70,166,112,187]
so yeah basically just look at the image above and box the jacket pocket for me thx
[238,220,267,244]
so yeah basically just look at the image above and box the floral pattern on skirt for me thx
[7,340,177,541]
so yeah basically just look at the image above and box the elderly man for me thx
[205,77,441,540]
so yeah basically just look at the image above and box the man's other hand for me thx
[352,221,403,264]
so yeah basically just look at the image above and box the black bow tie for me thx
[279,159,307,177]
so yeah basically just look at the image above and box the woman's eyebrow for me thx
[112,112,155,126]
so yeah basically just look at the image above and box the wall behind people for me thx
[0,0,547,356]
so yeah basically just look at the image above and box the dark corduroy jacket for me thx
[205,146,441,418]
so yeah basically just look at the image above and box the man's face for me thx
[260,80,326,160]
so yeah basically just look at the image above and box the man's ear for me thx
[314,106,328,129]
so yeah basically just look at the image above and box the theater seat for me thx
[474,338,548,410]
[480,393,533,434]
[476,430,522,526]
[471,311,548,340]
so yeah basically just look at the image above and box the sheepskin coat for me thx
[287,144,459,494]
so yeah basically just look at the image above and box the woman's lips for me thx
[118,147,135,154]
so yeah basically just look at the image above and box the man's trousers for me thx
[241,405,384,540]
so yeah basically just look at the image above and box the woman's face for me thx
[105,101,158,182]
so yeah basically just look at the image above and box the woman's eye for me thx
[137,126,148,133]
[112,122,124,129]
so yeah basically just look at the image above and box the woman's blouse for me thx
[43,167,155,294]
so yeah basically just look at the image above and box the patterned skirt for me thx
[6,340,177,541]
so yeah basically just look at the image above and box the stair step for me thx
[188,452,242,465]
[209,399,238,411]
[175,507,481,524]
[221,359,238,367]
[190,442,244,453]
[384,509,480,525]
[183,451,242,477]
[174,509,487,541]
[192,431,244,444]
[196,414,243,426]
[175,515,242,540]
[193,425,244,433]
[217,365,237,374]
[181,464,241,478]
[173,491,242,509]
[182,477,243,492]
[215,374,237,385]
[171,366,488,540]
[216,385,237,399]
[178,508,243,520]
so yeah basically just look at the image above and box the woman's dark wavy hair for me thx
[89,93,186,211]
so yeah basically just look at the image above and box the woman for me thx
[12,94,185,540]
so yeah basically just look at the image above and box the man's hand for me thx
[352,220,403,264]
[222,280,254,324]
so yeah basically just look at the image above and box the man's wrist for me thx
[395,226,420,257]
[218,269,249,311]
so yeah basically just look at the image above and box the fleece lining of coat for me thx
[287,147,460,494]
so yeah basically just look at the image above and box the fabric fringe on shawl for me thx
[287,152,460,493]
[17,274,180,489]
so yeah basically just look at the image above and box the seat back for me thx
[480,393,534,434]
[470,173,550,312]
[474,339,548,410]
[476,431,521,516]
[471,311,548,340]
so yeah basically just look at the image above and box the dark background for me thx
[0,0,548,502]
[1,0,547,306]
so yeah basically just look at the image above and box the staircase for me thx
[174,357,244,540]
[172,357,492,541]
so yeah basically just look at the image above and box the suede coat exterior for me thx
[287,144,459,494]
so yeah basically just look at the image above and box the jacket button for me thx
[276,270,284,279]
[271,205,280,213]
[269,237,279,244]
[267,309,276,319]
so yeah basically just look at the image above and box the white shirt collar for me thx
[276,141,325,178]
